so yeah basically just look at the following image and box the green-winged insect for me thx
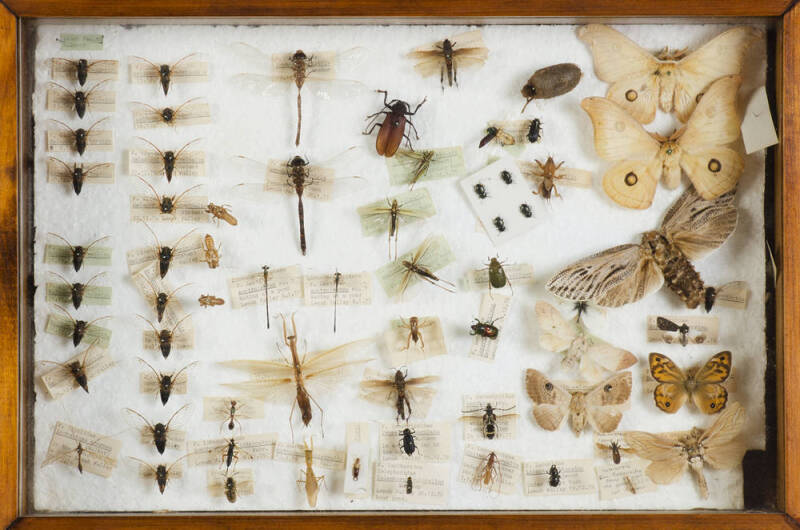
[53,304,111,347]
[49,271,106,310]
[48,233,110,272]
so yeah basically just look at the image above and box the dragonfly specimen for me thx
[232,43,364,146]
[220,313,372,439]
[407,29,488,90]
[360,367,439,422]
[233,149,365,255]
[357,188,436,260]
[376,234,456,299]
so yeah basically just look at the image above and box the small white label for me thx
[741,86,778,154]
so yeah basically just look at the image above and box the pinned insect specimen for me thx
[220,313,371,438]
[649,351,731,414]
[473,183,488,199]
[135,137,203,183]
[223,470,247,503]
[407,29,488,90]
[48,118,110,156]
[377,235,455,299]
[363,90,427,157]
[470,318,500,340]
[397,149,434,189]
[399,316,432,351]
[406,476,413,494]
[525,370,632,436]
[479,126,515,149]
[492,217,506,232]
[199,294,224,308]
[535,301,637,383]
[232,43,365,146]
[480,256,513,294]
[143,224,197,278]
[297,438,326,507]
[47,233,110,272]
[624,402,745,499]
[519,156,593,201]
[527,119,542,143]
[141,278,190,323]
[137,177,203,216]
[213,437,255,470]
[520,63,582,113]
[480,119,543,148]
[126,404,189,454]
[611,440,622,464]
[138,313,192,358]
[400,428,417,456]
[547,464,561,487]
[47,158,113,196]
[386,147,466,189]
[360,368,439,423]
[52,304,111,347]
[357,188,437,260]
[579,25,758,123]
[202,234,221,269]
[131,53,204,95]
[208,468,255,503]
[204,397,261,433]
[582,75,744,209]
[546,186,741,311]
[139,357,198,406]
[352,458,361,481]
[39,342,100,393]
[51,58,118,86]
[461,403,517,440]
[262,266,270,329]
[472,451,501,494]
[656,316,703,346]
[132,97,209,128]
[42,423,122,476]
[130,454,187,494]
[206,203,238,226]
[234,151,364,255]
[48,80,113,119]
[331,270,342,333]
[48,271,106,310]
[519,203,533,218]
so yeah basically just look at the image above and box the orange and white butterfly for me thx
[581,75,744,210]
[535,301,636,383]
[623,402,746,499]
[649,351,732,414]
[578,24,758,124]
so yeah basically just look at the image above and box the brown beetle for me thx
[363,90,427,158]
[520,63,582,113]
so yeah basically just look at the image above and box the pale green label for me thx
[59,33,104,51]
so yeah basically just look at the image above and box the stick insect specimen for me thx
[360,368,439,423]
[377,234,456,299]
[357,189,436,260]
[47,233,110,272]
[234,150,364,255]
[232,43,364,146]
[125,404,189,454]
[135,137,203,183]
[48,79,112,119]
[297,438,325,507]
[130,454,188,494]
[138,313,193,358]
[48,271,106,310]
[363,90,427,157]
[407,30,488,90]
[50,58,118,86]
[220,313,371,439]
[48,118,110,156]
[52,304,111,347]
[138,357,198,406]
[47,158,112,196]
[131,53,202,95]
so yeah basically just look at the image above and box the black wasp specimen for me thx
[53,304,111,347]
[40,342,99,393]
[48,233,110,272]
[519,203,533,218]
[473,183,488,199]
[49,118,109,156]
[527,118,543,143]
[129,455,188,494]
[48,158,111,196]
[138,357,198,406]
[142,277,191,323]
[49,79,111,119]
[462,403,516,439]
[470,318,500,340]
[656,316,691,347]
[500,170,513,184]
[363,90,427,158]
[548,464,561,487]
[493,217,506,232]
[144,224,197,279]
[134,97,204,126]
[52,58,117,86]
[136,137,202,183]
[138,313,192,358]
[137,176,202,214]
[132,54,199,95]
[126,404,189,454]
[400,428,417,456]
[49,271,105,310]
[406,476,413,494]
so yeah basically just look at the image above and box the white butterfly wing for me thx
[534,301,577,353]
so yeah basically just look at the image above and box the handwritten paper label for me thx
[373,461,449,505]
[59,33,104,51]
[523,459,596,496]
[716,281,749,310]
[461,393,518,441]
[129,148,206,178]
[303,271,372,306]
[141,316,194,352]
[44,422,121,478]
[130,269,189,327]
[130,60,209,85]
[40,346,115,399]
[458,444,521,495]
[356,188,436,237]
[596,460,656,500]
[468,293,511,362]
[51,58,118,82]
[202,396,265,424]
[188,433,277,466]
[139,427,185,451]
[360,366,438,420]
[139,369,188,396]
[228,265,303,309]
[379,422,451,462]
[47,159,114,186]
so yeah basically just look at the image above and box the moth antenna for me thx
[128,456,158,474]
[48,271,72,288]
[167,282,193,300]
[84,315,112,328]
[137,314,160,334]
[124,408,155,430]
[84,235,111,253]
[171,184,203,208]
[84,78,111,98]
[165,403,191,429]
[143,222,162,250]
[48,232,75,252]
[83,271,107,288]
[47,119,76,135]
[48,81,74,97]
[173,96,203,117]
[48,156,73,175]
[171,52,199,70]
[137,356,162,380]
[174,137,202,160]
[85,117,110,135]
[137,175,163,203]
[131,55,160,70]
[136,136,166,158]
[170,313,193,335]
[171,228,197,255]
[170,360,199,385]
[53,304,76,324]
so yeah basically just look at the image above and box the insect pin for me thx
[49,79,112,119]
[199,294,225,308]
[332,270,342,333]
[49,118,109,156]
[49,271,106,310]
[138,357,198,406]
[138,313,192,358]
[363,90,427,157]
[125,404,189,454]
[206,203,238,226]
[48,233,110,272]
[136,137,202,183]
[53,304,111,347]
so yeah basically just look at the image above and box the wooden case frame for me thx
[1,1,798,528]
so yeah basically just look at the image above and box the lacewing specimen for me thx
[364,90,427,158]
[48,271,106,310]
[220,313,371,439]
[130,454,188,494]
[520,63,582,112]
[357,188,436,260]
[125,404,189,454]
[138,313,192,358]
[49,118,110,156]
[131,53,202,95]
[51,58,118,86]
[136,137,202,183]
[139,357,198,405]
[546,186,742,311]
[47,158,112,195]
[39,341,99,393]
[297,438,326,507]
[48,233,110,272]
[48,79,112,119]
[144,224,197,278]
[360,368,439,423]
[53,304,111,347]
[232,43,364,146]
[407,30,488,90]
[461,403,517,439]
[141,277,190,323]
[234,150,364,255]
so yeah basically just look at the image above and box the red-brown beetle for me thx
[363,90,427,158]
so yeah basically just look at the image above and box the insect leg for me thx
[306,390,325,439]
[406,120,421,140]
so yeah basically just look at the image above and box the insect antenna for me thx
[164,403,191,429]
[174,137,203,160]
[171,228,198,256]
[167,282,193,301]
[172,96,204,117]
[85,116,109,135]
[170,313,193,336]
[137,356,162,380]
[170,360,199,386]
[128,455,158,475]
[136,136,166,158]
[131,55,161,70]
[137,176,163,203]
[48,271,72,288]
[137,314,161,335]
[53,303,77,325]
[83,235,111,253]
[48,232,75,252]
[333,269,341,333]
[124,407,156,431]
[84,78,111,98]
[171,184,204,209]
[48,81,75,98]
[83,314,112,330]
[82,162,112,178]
[171,52,199,70]
[143,222,163,260]
[48,156,73,176]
